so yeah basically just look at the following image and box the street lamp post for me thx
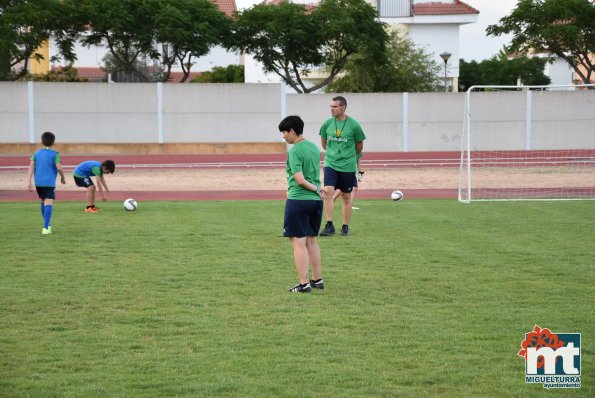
[440,52,451,92]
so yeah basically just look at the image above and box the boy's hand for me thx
[60,177,66,184]
[28,183,34,192]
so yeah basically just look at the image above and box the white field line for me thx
[19,155,592,171]
[0,158,462,171]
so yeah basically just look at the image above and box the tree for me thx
[459,50,551,88]
[326,30,441,92]
[101,52,155,82]
[70,0,161,82]
[191,65,244,83]
[232,0,387,93]
[156,0,232,83]
[0,0,73,80]
[486,0,595,84]
[458,59,481,91]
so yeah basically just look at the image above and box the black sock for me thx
[311,278,322,283]
[86,205,93,209]
[342,224,348,228]
[326,221,333,226]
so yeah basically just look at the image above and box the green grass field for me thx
[0,199,593,397]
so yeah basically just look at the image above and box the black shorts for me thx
[283,199,323,238]
[323,167,357,193]
[74,175,94,188]
[36,186,56,200]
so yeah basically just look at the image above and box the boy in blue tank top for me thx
[73,160,116,212]
[26,132,66,234]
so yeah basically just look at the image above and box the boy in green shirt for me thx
[280,115,326,293]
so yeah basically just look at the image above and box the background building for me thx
[245,0,479,92]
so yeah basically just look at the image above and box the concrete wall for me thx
[466,90,595,150]
[288,93,406,152]
[531,90,595,150]
[465,92,526,150]
[0,83,29,140]
[1,82,593,154]
[161,83,281,142]
[408,92,464,151]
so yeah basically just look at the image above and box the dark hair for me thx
[102,160,116,173]
[332,96,347,107]
[278,115,304,135]
[41,131,55,147]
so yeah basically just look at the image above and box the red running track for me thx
[1,152,459,201]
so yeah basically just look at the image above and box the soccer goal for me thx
[458,84,595,202]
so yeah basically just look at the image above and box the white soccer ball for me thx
[391,190,404,201]
[124,198,138,211]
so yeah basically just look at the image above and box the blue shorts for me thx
[323,167,357,193]
[283,199,323,238]
[36,186,56,200]
[74,175,94,188]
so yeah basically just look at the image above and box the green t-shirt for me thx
[319,116,366,172]
[286,140,322,200]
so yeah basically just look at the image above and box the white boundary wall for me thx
[1,82,593,152]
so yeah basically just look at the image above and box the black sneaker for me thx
[341,225,349,236]
[310,279,324,289]
[288,283,312,293]
[319,223,335,236]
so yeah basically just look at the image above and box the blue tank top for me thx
[31,148,60,187]
[73,161,102,178]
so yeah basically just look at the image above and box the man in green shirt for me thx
[319,96,366,236]
[280,115,327,293]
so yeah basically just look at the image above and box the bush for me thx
[191,65,244,83]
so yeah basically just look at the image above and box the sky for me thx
[234,0,519,62]
[459,0,518,61]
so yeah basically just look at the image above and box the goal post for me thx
[458,84,595,202]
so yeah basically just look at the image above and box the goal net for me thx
[459,84,595,202]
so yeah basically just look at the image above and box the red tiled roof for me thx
[73,67,107,80]
[168,71,202,82]
[214,0,237,17]
[262,0,317,12]
[51,67,204,83]
[51,66,106,80]
[414,1,479,16]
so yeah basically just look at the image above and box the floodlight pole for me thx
[440,52,451,92]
